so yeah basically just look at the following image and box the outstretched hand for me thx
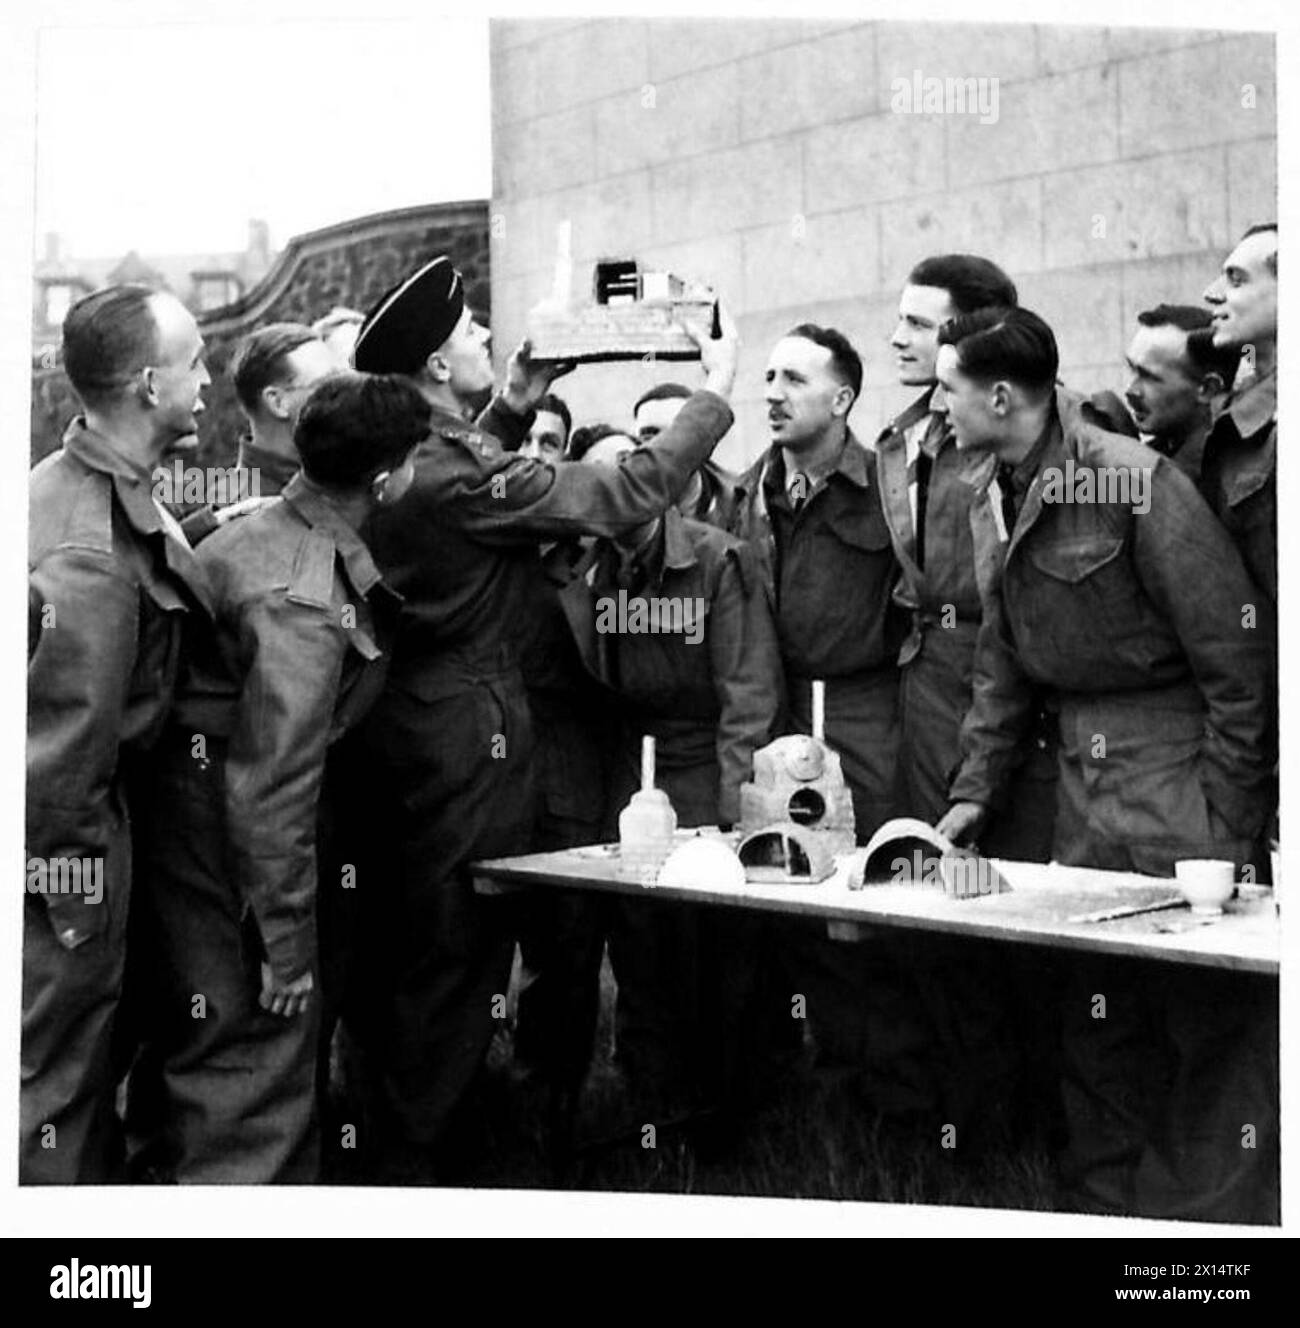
[503,338,576,414]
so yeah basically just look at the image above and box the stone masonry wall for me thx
[489,19,1275,471]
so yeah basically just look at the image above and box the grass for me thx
[447,948,1063,1212]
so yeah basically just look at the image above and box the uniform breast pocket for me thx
[823,502,894,556]
[1023,534,1135,670]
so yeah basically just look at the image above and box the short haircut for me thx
[566,422,622,462]
[534,393,572,440]
[1137,304,1239,386]
[293,372,430,487]
[61,284,160,406]
[906,254,1019,315]
[1136,303,1212,334]
[1185,327,1241,391]
[311,306,366,337]
[634,382,691,415]
[785,323,863,400]
[1240,222,1277,276]
[937,306,1058,396]
[229,323,320,416]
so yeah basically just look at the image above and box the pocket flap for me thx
[1027,534,1124,584]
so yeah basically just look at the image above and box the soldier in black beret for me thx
[341,256,739,1181]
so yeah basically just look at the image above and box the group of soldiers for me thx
[25,225,1277,1222]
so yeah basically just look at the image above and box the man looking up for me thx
[179,323,338,545]
[343,255,739,1181]
[522,392,571,464]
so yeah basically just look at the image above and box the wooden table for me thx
[473,834,1279,975]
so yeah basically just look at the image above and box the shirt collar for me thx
[917,385,953,460]
[763,429,870,497]
[280,472,388,600]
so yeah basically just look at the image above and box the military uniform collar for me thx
[425,399,478,439]
[237,437,300,492]
[281,472,389,601]
[63,415,168,538]
[1220,368,1276,441]
[761,428,870,496]
[63,415,153,483]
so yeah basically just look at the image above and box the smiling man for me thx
[521,392,571,464]
[1200,223,1277,633]
[25,285,213,1183]
[876,253,1043,847]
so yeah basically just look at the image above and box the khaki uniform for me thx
[125,475,399,1182]
[25,418,210,1183]
[951,388,1275,1221]
[559,510,785,1110]
[349,390,734,1178]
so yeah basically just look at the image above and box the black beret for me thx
[353,256,465,374]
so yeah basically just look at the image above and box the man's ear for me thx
[832,385,855,419]
[424,350,451,385]
[139,366,160,407]
[369,469,393,504]
[1197,372,1227,402]
[990,380,1013,416]
[262,384,291,421]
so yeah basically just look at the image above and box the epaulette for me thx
[439,422,503,464]
[286,526,336,610]
[31,467,115,561]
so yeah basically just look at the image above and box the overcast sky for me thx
[33,16,491,260]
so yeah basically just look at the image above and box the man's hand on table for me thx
[936,801,988,848]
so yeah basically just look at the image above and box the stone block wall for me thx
[489,19,1275,470]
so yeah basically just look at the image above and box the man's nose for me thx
[890,323,909,348]
[1204,277,1224,304]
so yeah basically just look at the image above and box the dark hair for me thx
[534,393,572,440]
[294,372,430,487]
[1184,327,1241,392]
[906,254,1018,315]
[1136,303,1211,334]
[785,323,863,400]
[1136,305,1239,387]
[61,284,160,406]
[566,422,623,462]
[229,323,320,416]
[1240,222,1277,276]
[937,306,1058,395]
[633,382,691,415]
